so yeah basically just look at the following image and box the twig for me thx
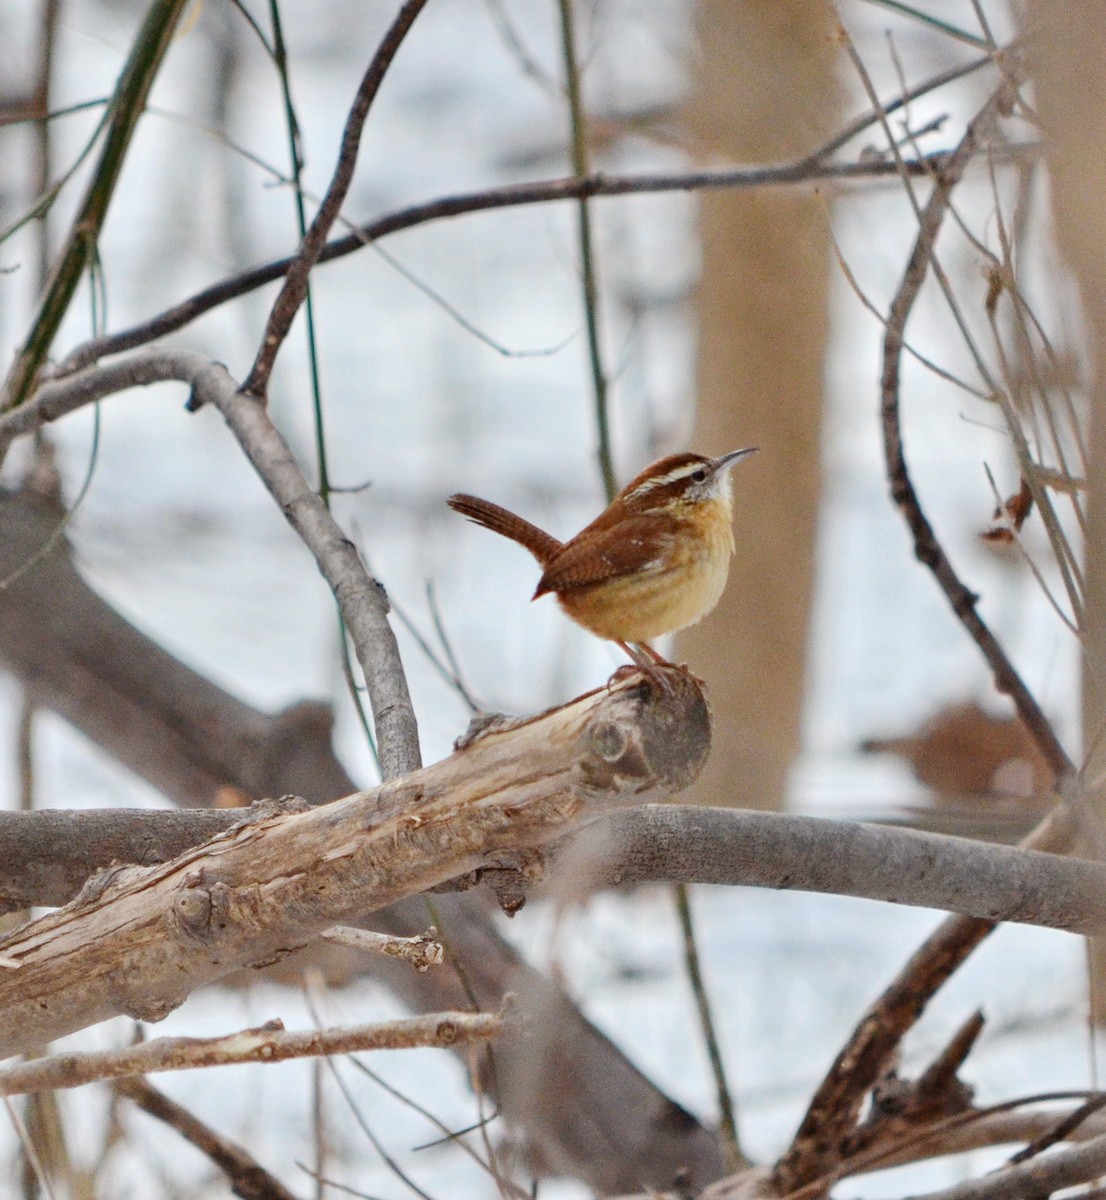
[205,370,422,777]
[0,348,421,774]
[0,1010,505,1096]
[874,90,1073,780]
[1,0,192,410]
[54,145,1037,375]
[114,1075,297,1200]
[347,1056,511,1187]
[673,883,745,1171]
[773,88,1074,1192]
[556,0,615,500]
[2,1095,59,1200]
[321,925,443,972]
[241,0,429,399]
[1007,1093,1106,1165]
[901,1130,1106,1200]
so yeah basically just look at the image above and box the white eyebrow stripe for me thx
[624,463,704,498]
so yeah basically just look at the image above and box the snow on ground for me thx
[0,0,1089,1195]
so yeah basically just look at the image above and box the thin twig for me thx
[556,0,615,500]
[115,1076,297,1200]
[1,0,192,410]
[0,1010,504,1095]
[773,86,1075,1192]
[54,145,1038,376]
[1007,1093,1106,1165]
[241,0,429,399]
[348,1055,514,1191]
[673,883,745,1171]
[874,88,1072,779]
[903,1130,1106,1200]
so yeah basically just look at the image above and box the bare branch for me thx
[774,87,1075,1193]
[876,92,1072,780]
[241,0,429,399]
[4,348,421,778]
[0,483,722,1194]
[0,668,710,1056]
[53,145,1040,376]
[0,1009,503,1095]
[905,1131,1106,1200]
[115,1075,297,1200]
[5,803,1103,934]
[188,357,422,778]
[321,925,443,972]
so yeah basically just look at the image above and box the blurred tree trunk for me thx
[1032,6,1106,1021]
[679,2,839,810]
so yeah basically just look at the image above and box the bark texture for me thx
[679,1,839,809]
[0,669,710,1057]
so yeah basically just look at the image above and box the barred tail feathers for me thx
[447,494,563,569]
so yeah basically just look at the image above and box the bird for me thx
[447,448,757,675]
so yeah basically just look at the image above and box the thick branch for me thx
[0,483,723,1194]
[5,803,1103,936]
[0,669,709,1056]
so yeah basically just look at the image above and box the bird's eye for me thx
[691,468,708,483]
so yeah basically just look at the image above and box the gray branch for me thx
[4,349,420,779]
[4,802,1102,935]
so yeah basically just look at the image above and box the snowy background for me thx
[0,1,1091,1196]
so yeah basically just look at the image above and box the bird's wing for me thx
[533,515,676,597]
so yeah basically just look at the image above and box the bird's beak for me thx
[713,446,759,472]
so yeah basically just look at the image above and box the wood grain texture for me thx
[0,669,709,1058]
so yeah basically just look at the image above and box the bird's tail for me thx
[447,494,562,569]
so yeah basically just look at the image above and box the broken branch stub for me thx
[0,668,710,1058]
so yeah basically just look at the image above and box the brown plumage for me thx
[448,448,757,670]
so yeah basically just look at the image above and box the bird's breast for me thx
[557,504,735,642]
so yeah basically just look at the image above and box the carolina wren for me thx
[448,448,757,671]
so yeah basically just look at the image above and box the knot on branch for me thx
[579,668,711,800]
[172,878,232,943]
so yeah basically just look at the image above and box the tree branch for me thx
[241,0,429,399]
[114,1074,298,1200]
[905,1131,1106,1200]
[187,355,422,778]
[0,1009,503,1094]
[4,802,1102,933]
[51,148,1040,377]
[0,0,192,409]
[0,668,709,1056]
[0,483,723,1194]
[5,348,421,778]
[320,924,443,971]
[774,86,1074,1194]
